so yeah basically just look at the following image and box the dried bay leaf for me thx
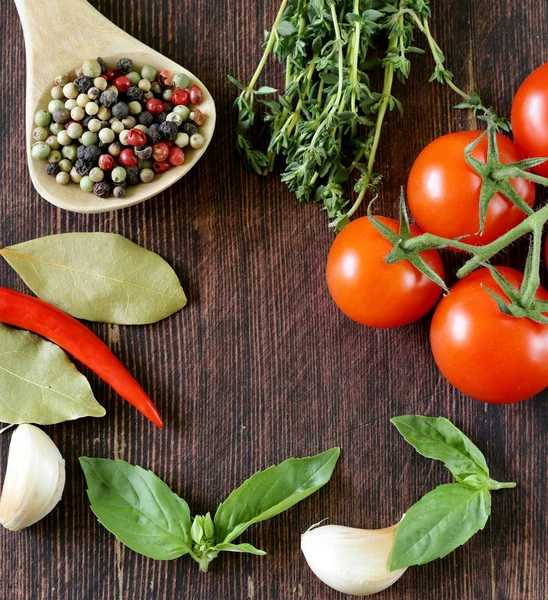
[1,233,187,325]
[0,324,105,424]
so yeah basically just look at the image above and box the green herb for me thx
[389,416,515,571]
[80,447,340,571]
[0,233,186,325]
[230,0,502,230]
[0,324,105,425]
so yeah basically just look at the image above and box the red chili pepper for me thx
[0,288,163,427]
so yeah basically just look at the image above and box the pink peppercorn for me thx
[152,142,170,162]
[146,98,165,115]
[119,148,139,167]
[158,69,174,87]
[172,89,190,106]
[98,154,115,171]
[168,147,185,166]
[113,76,131,93]
[127,128,147,146]
[104,68,118,83]
[153,161,171,173]
[190,85,202,104]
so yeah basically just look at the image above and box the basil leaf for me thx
[214,447,340,544]
[389,483,491,570]
[214,542,266,555]
[391,416,490,484]
[1,233,186,325]
[0,324,105,424]
[80,458,192,560]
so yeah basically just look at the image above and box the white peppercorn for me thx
[118,130,130,145]
[190,133,205,149]
[77,93,91,108]
[71,106,85,121]
[57,130,72,146]
[82,59,102,78]
[98,128,115,144]
[46,135,60,150]
[70,167,82,183]
[65,98,78,111]
[162,89,173,102]
[111,120,124,135]
[58,158,72,172]
[55,74,69,86]
[138,79,151,92]
[121,116,136,129]
[85,102,99,116]
[166,112,182,126]
[175,132,189,148]
[94,77,108,91]
[48,99,64,114]
[89,167,104,183]
[63,82,78,99]
[88,87,100,101]
[113,186,126,199]
[97,106,111,121]
[56,171,71,185]
[51,86,64,100]
[128,101,142,115]
[135,124,147,132]
[67,122,84,139]
[108,142,122,157]
[140,168,155,183]
[88,118,102,133]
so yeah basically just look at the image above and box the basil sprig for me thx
[80,447,340,571]
[389,416,515,571]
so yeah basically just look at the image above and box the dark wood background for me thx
[0,1,546,599]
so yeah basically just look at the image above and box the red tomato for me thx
[511,62,548,178]
[430,267,548,404]
[407,132,535,246]
[326,217,444,328]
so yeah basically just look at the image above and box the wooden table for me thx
[0,1,546,598]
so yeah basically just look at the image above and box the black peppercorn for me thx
[138,111,154,127]
[45,162,60,176]
[154,112,168,124]
[112,102,129,119]
[53,108,71,124]
[74,159,94,175]
[99,90,117,108]
[93,181,111,198]
[96,57,107,74]
[116,58,133,74]
[83,145,102,164]
[77,145,87,159]
[182,122,198,136]
[75,76,93,93]
[113,186,126,199]
[150,82,162,96]
[146,125,162,145]
[163,102,173,113]
[135,145,152,160]
[126,87,144,102]
[159,121,178,141]
[125,166,140,186]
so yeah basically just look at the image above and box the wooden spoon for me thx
[14,0,216,213]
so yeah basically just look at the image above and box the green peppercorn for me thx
[175,132,189,148]
[89,167,104,183]
[32,127,49,142]
[54,74,69,86]
[57,131,72,146]
[56,171,70,185]
[48,150,62,163]
[190,133,205,149]
[140,168,155,183]
[138,159,153,170]
[62,82,78,99]
[58,158,72,172]
[34,110,52,127]
[46,135,60,150]
[49,122,64,135]
[127,71,141,86]
[62,144,78,162]
[47,99,65,114]
[173,73,190,89]
[111,166,127,183]
[67,122,84,139]
[81,131,98,147]
[80,175,94,193]
[141,64,157,81]
[31,142,51,161]
[82,59,102,78]
[51,86,64,100]
[173,105,190,121]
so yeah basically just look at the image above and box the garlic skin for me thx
[301,523,407,596]
[0,424,65,531]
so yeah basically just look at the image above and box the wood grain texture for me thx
[0,1,546,599]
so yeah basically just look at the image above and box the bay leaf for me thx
[0,324,105,424]
[1,233,187,325]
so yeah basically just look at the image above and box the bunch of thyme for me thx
[230,0,500,230]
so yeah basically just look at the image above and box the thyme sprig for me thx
[230,0,504,230]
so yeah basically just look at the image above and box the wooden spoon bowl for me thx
[14,0,216,213]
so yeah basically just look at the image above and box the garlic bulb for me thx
[301,523,407,596]
[0,424,65,531]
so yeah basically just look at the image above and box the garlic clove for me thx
[0,424,65,531]
[301,523,407,596]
